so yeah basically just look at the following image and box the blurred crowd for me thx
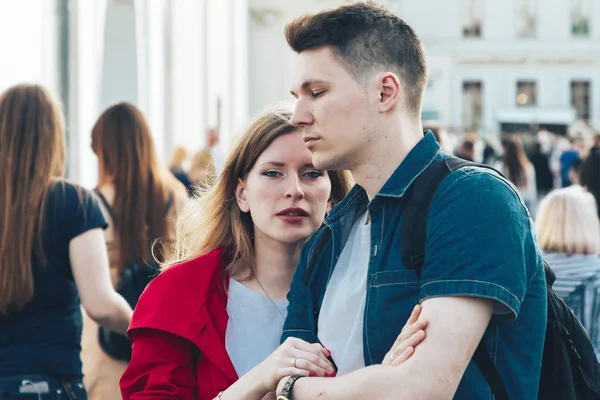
[426,125,600,220]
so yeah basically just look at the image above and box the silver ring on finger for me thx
[292,358,298,369]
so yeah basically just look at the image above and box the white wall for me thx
[67,0,107,188]
[170,0,205,155]
[100,0,138,109]
[169,0,250,154]
[0,0,57,94]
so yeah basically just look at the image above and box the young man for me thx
[278,2,547,399]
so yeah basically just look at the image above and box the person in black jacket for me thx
[529,142,555,196]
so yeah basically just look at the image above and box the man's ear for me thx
[236,179,249,213]
[378,72,402,113]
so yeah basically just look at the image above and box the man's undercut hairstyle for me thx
[285,1,428,115]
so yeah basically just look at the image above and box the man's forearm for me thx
[290,364,448,400]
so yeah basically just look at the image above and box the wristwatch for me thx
[276,375,303,400]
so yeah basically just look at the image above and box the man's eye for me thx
[311,91,325,98]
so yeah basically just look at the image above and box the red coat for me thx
[120,249,239,400]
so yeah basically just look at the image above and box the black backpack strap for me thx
[400,156,502,273]
[400,155,509,399]
[94,189,118,227]
[473,344,510,400]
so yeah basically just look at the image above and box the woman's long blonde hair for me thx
[536,187,600,255]
[0,84,66,315]
[166,104,353,278]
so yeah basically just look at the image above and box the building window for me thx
[572,0,590,36]
[517,0,537,38]
[462,0,482,38]
[571,81,591,120]
[462,81,483,131]
[516,81,536,106]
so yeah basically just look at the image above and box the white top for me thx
[318,212,371,375]
[225,279,288,377]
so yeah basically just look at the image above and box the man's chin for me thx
[312,153,343,171]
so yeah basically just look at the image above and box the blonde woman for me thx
[536,186,600,340]
[120,105,427,400]
[170,146,194,195]
[0,85,131,399]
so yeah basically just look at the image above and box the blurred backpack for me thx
[400,156,600,400]
[94,190,173,362]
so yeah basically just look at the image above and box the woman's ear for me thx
[236,179,249,213]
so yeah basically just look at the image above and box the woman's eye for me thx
[304,171,323,179]
[311,91,325,98]
[262,170,281,178]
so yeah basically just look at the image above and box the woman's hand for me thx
[255,337,336,393]
[382,304,428,366]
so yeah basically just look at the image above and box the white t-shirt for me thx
[225,279,288,377]
[318,212,371,375]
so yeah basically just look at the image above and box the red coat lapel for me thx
[191,278,238,383]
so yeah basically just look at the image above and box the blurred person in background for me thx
[529,142,555,197]
[0,84,132,399]
[497,137,537,213]
[560,137,583,187]
[582,149,600,221]
[120,105,425,400]
[568,157,583,187]
[536,187,600,346]
[206,127,226,174]
[455,137,475,161]
[169,146,195,196]
[82,103,188,400]
[591,133,600,154]
[482,138,497,166]
[190,147,217,194]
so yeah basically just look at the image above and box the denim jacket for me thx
[282,132,547,399]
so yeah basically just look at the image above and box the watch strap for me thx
[276,374,303,400]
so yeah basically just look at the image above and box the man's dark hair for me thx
[285,1,427,115]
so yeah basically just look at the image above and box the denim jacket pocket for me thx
[364,269,421,364]
[371,268,420,288]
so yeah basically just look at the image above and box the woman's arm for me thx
[121,329,198,400]
[71,228,132,334]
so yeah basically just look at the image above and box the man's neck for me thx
[351,124,423,200]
